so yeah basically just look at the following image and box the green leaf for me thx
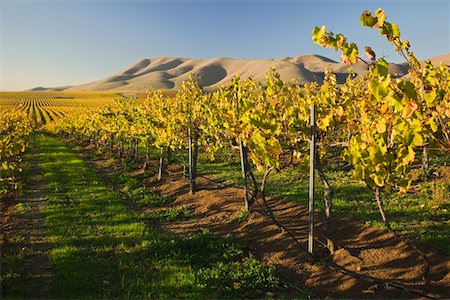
[401,81,416,99]
[391,23,401,38]
[369,77,390,101]
[360,10,377,27]
[341,43,359,64]
[372,58,389,77]
[312,26,326,44]
[354,165,365,180]
[401,40,410,50]
[423,90,437,106]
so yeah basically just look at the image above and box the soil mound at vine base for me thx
[150,165,450,299]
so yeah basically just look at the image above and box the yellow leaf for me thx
[429,116,438,132]
[402,101,418,118]
[402,103,412,118]
[376,119,386,134]
[373,174,385,187]
[403,146,415,165]
[256,164,264,172]
[412,133,423,146]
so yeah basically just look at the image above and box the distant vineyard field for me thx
[0,92,123,126]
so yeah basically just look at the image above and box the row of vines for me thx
[0,111,33,193]
[0,92,118,127]
[0,92,117,193]
[44,9,449,252]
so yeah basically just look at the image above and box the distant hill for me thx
[31,53,450,92]
[28,86,73,92]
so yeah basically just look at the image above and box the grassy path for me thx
[1,134,279,299]
[38,134,154,298]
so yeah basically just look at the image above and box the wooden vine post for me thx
[308,103,316,255]
[239,138,250,210]
[188,128,194,194]
[134,138,139,158]
[158,147,164,181]
[143,144,150,170]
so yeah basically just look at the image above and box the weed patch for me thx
[141,207,191,223]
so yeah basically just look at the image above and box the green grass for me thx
[2,133,281,299]
[233,207,250,223]
[140,207,191,223]
[13,202,32,214]
[120,179,169,208]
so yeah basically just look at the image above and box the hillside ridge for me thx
[31,53,450,92]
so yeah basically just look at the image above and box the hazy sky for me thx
[0,0,449,91]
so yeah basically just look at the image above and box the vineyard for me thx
[1,8,449,299]
[0,92,121,127]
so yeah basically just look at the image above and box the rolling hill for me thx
[33,53,450,92]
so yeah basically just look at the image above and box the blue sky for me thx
[0,0,449,91]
